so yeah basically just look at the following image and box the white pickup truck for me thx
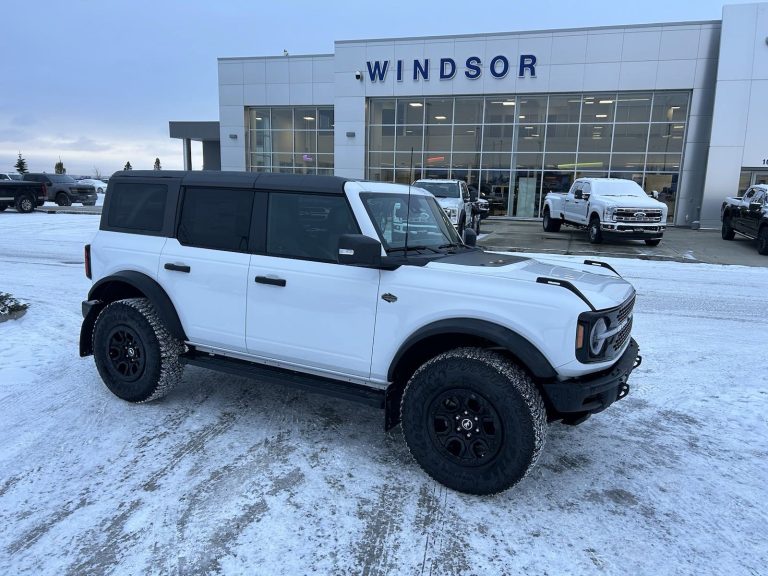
[542,178,668,246]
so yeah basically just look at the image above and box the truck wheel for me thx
[400,347,547,495]
[92,297,184,402]
[15,195,35,213]
[721,215,735,240]
[472,213,481,234]
[457,214,465,236]
[587,216,603,244]
[758,226,768,255]
[644,239,661,246]
[56,193,71,207]
[542,208,561,232]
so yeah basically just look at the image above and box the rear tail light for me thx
[84,244,92,279]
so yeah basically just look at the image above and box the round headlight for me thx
[589,318,609,356]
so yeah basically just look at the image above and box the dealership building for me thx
[172,2,768,228]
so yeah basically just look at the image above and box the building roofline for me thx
[218,53,334,62]
[335,19,721,45]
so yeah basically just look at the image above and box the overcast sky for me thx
[0,0,747,176]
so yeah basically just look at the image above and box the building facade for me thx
[216,2,768,227]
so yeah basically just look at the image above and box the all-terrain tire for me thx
[56,193,71,207]
[588,216,603,244]
[92,297,184,402]
[644,239,661,246]
[721,215,735,240]
[16,195,35,213]
[400,347,547,495]
[542,208,561,232]
[758,226,768,255]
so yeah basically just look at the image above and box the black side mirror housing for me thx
[338,234,383,267]
[469,190,478,201]
[574,190,583,200]
[749,202,762,212]
[463,228,477,247]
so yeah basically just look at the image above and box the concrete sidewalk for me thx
[478,218,768,267]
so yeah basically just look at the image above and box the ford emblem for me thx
[634,212,646,218]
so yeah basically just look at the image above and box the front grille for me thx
[617,295,635,324]
[612,316,633,351]
[614,208,662,223]
[608,294,635,354]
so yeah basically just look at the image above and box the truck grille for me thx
[612,316,632,352]
[614,208,662,223]
[617,295,635,324]
[610,294,635,353]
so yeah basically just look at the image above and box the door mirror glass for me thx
[338,234,382,267]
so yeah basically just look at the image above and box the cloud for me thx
[52,136,112,152]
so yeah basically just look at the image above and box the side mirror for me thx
[463,228,477,247]
[469,190,478,202]
[338,234,382,267]
[574,190,583,200]
[749,202,762,212]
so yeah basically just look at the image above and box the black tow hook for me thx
[633,355,643,369]
[617,383,630,400]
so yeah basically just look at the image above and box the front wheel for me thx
[56,193,72,207]
[721,216,735,240]
[588,217,603,244]
[471,213,481,235]
[92,298,184,402]
[542,209,561,232]
[644,239,661,247]
[758,226,768,255]
[400,348,547,495]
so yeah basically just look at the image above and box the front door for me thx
[245,192,380,379]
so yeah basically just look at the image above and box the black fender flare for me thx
[387,318,557,382]
[79,271,186,356]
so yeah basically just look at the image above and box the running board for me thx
[181,352,386,409]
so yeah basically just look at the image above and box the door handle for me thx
[255,275,286,287]
[164,263,191,273]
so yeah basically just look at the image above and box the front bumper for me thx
[73,193,98,204]
[541,338,640,421]
[601,223,665,239]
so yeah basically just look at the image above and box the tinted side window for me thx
[177,187,254,252]
[267,193,358,261]
[108,183,167,232]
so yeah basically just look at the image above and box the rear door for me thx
[744,189,765,236]
[245,191,380,379]
[736,187,757,232]
[158,185,255,352]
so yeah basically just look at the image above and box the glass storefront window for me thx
[369,151,394,168]
[575,153,610,171]
[610,153,646,171]
[370,99,396,125]
[652,92,689,123]
[547,95,582,123]
[369,125,395,151]
[249,108,270,129]
[644,173,678,222]
[517,96,547,123]
[425,98,453,124]
[645,154,682,171]
[483,124,514,153]
[511,171,542,217]
[581,94,616,123]
[483,153,512,170]
[484,98,517,123]
[425,125,452,150]
[481,170,511,215]
[318,131,333,154]
[294,108,317,130]
[612,123,649,153]
[648,123,685,153]
[294,131,316,154]
[452,125,483,151]
[578,124,612,153]
[396,99,424,124]
[515,153,543,170]
[454,98,484,124]
[395,151,423,170]
[424,153,450,169]
[272,131,293,153]
[516,127,545,153]
[318,109,334,130]
[395,126,423,152]
[615,93,652,123]
[545,124,579,152]
[542,171,575,195]
[271,109,293,130]
[451,152,481,172]
[543,152,577,171]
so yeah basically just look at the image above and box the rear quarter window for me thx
[107,182,168,232]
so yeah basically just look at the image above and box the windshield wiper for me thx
[438,242,462,249]
[388,245,440,254]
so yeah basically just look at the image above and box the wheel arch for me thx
[80,271,186,356]
[383,318,557,429]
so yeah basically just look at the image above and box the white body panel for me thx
[90,231,166,283]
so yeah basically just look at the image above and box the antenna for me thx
[404,147,414,255]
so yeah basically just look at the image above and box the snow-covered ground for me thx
[0,212,766,575]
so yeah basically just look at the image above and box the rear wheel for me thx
[92,298,184,402]
[542,208,561,232]
[56,193,71,207]
[758,226,768,255]
[721,215,735,240]
[15,195,35,213]
[588,216,603,244]
[400,347,547,495]
[644,239,661,246]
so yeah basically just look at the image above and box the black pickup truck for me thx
[0,181,47,213]
[721,184,768,255]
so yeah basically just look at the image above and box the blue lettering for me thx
[366,60,389,82]
[519,54,536,78]
[413,59,429,80]
[439,58,456,80]
[465,56,481,79]
[490,55,509,78]
[397,59,403,82]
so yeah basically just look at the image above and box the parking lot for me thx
[0,211,766,576]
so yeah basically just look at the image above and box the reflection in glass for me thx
[516,127,545,153]
[484,97,517,123]
[370,99,396,124]
[612,124,649,153]
[483,124,514,153]
[578,124,612,153]
[453,125,483,151]
[651,92,689,123]
[575,153,610,171]
[396,126,424,152]
[545,124,579,152]
[271,109,293,130]
[547,95,581,123]
[615,93,652,123]
[396,99,424,124]
[425,98,454,124]
[517,96,547,123]
[543,152,577,171]
[648,124,685,153]
[581,94,616,123]
[425,125,452,150]
[369,125,395,150]
[454,98,484,124]
[610,153,646,171]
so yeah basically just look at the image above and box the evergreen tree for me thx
[14,152,28,174]
[54,158,66,174]
[153,157,161,171]
[124,161,132,171]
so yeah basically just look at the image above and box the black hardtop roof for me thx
[109,170,350,194]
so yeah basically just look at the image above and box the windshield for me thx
[49,174,76,184]
[595,181,648,197]
[8,173,21,181]
[360,192,462,252]
[414,181,461,198]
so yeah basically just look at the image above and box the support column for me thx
[183,138,192,171]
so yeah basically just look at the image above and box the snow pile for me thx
[0,292,27,318]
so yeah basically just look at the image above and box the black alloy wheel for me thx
[56,193,71,206]
[105,325,146,382]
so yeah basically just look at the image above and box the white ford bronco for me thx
[81,171,641,495]
[543,177,668,246]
